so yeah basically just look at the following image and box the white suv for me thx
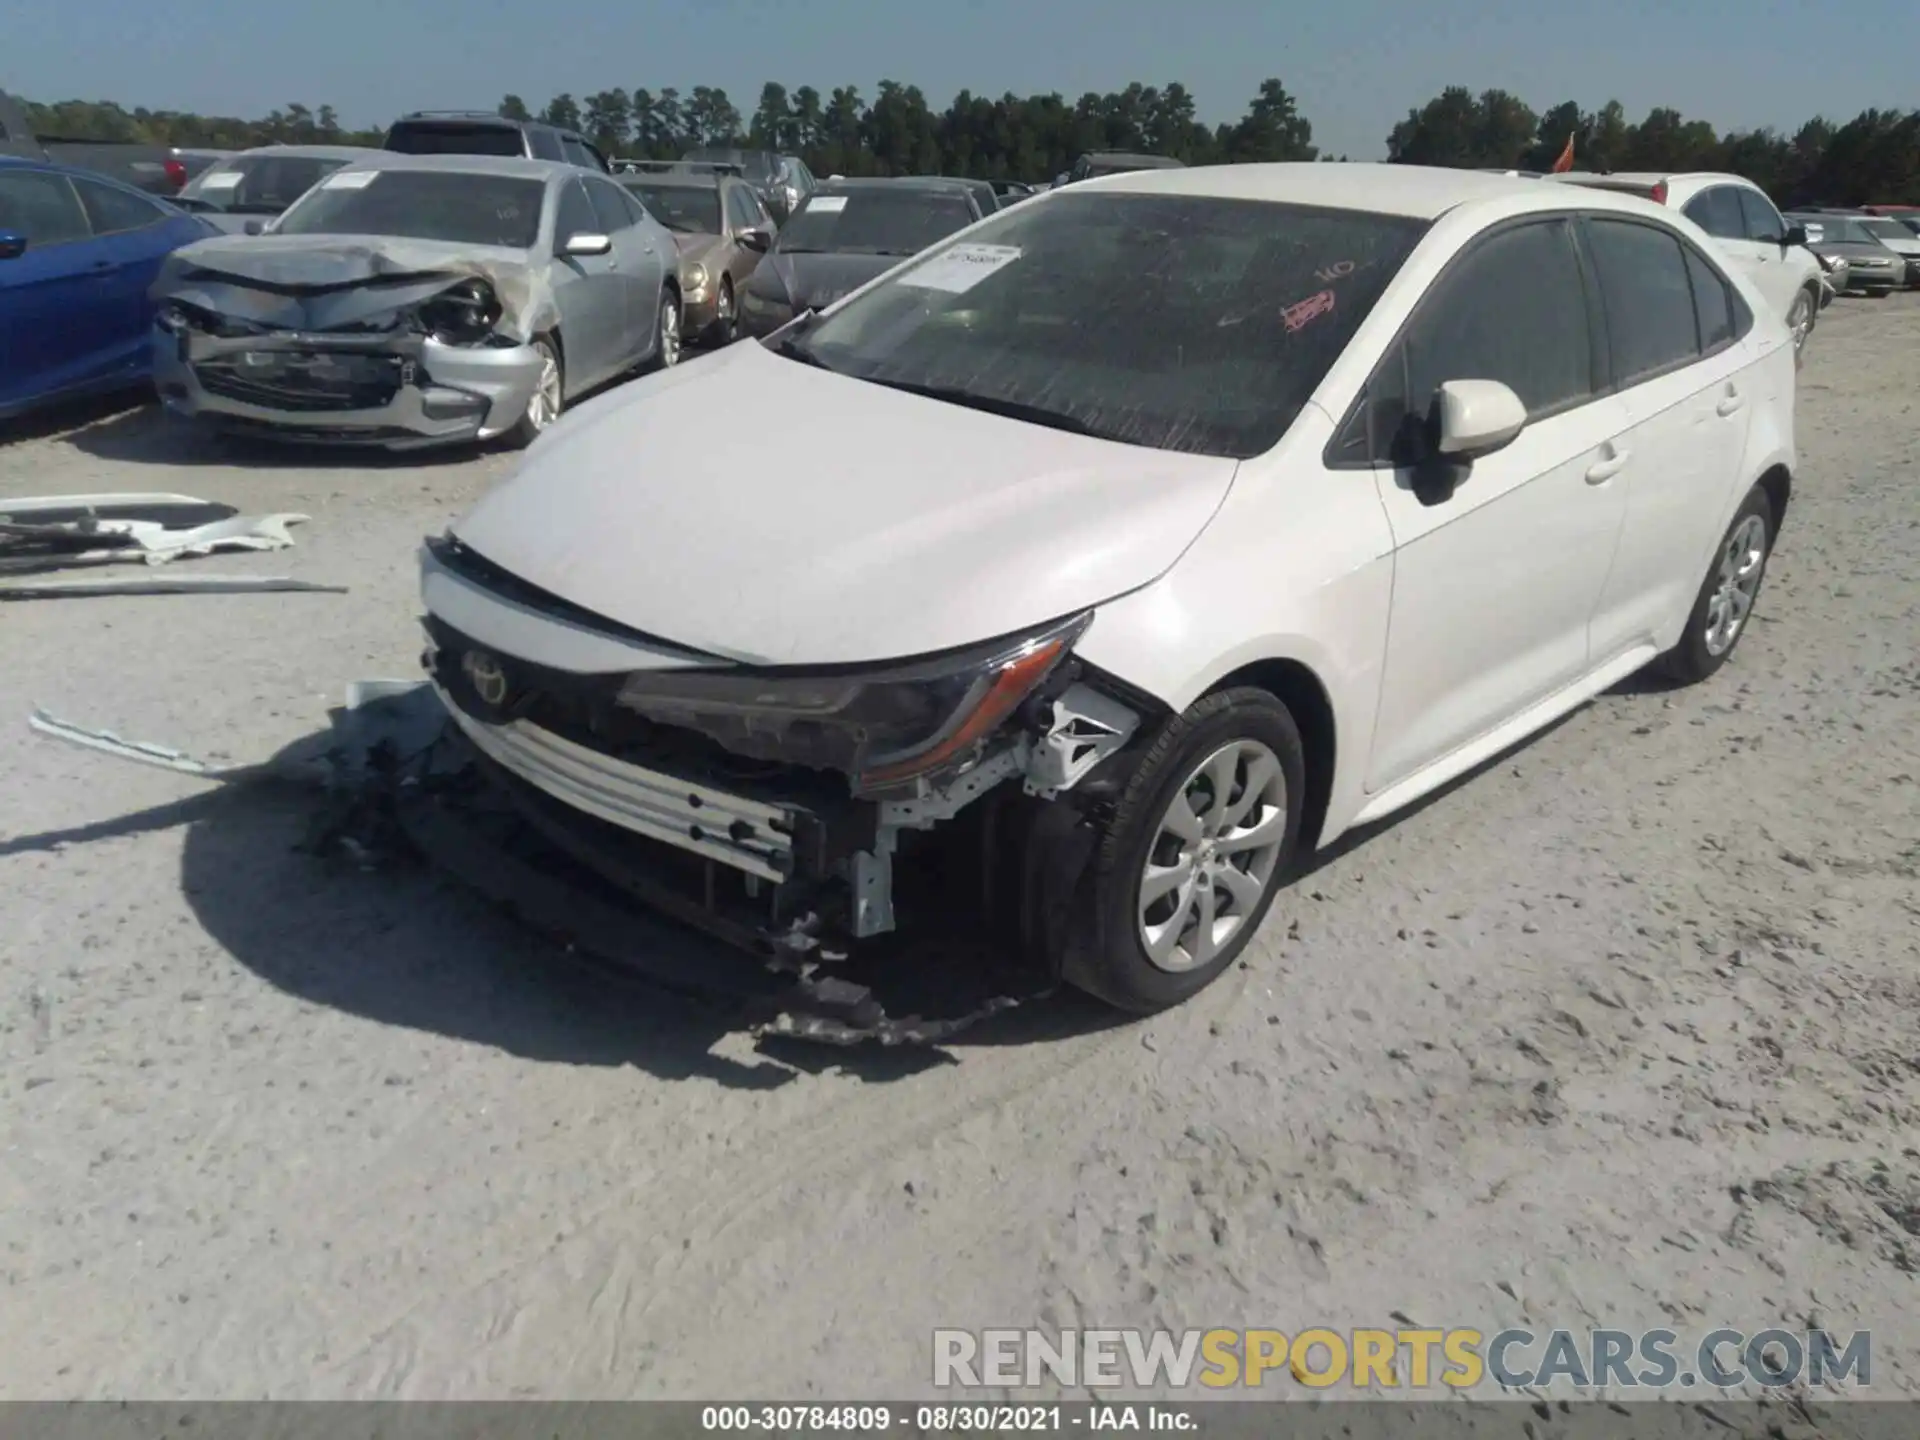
[1553,172,1825,357]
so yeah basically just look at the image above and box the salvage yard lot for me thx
[2,298,1918,1399]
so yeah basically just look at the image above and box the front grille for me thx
[196,352,403,412]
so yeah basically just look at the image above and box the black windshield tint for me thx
[276,171,545,248]
[789,192,1427,459]
[626,183,721,234]
[778,189,976,256]
[182,155,348,213]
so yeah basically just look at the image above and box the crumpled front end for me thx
[149,240,549,449]
[414,531,1157,1032]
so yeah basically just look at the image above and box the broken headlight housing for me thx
[615,612,1090,796]
[416,279,502,346]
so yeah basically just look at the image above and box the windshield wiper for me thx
[767,316,830,369]
[775,246,827,254]
[862,378,1107,439]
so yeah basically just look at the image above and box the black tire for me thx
[1060,687,1306,1014]
[1657,486,1775,685]
[707,277,737,346]
[502,334,562,450]
[644,288,682,372]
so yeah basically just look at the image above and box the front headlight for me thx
[616,612,1091,795]
[417,278,502,345]
[685,261,710,294]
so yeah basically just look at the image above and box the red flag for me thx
[1550,132,1576,173]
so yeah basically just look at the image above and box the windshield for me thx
[179,154,351,214]
[1859,217,1913,244]
[625,183,721,235]
[274,170,545,248]
[1815,217,1875,244]
[779,188,976,256]
[385,122,526,158]
[777,192,1425,459]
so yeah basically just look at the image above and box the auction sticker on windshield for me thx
[321,170,379,189]
[198,172,242,189]
[899,244,1022,294]
[807,196,848,213]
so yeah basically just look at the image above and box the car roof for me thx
[620,170,721,190]
[813,176,979,194]
[330,152,577,181]
[1084,151,1185,167]
[221,144,383,162]
[1063,161,1681,222]
[0,153,151,190]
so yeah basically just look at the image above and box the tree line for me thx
[20,82,1920,205]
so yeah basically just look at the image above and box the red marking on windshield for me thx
[1281,289,1336,332]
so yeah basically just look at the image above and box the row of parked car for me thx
[1,103,1092,432]
[0,117,1901,443]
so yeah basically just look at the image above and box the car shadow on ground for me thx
[57,404,484,470]
[17,712,1605,1091]
[1,756,1122,1088]
[0,389,153,451]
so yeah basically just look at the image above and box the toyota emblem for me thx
[461,649,511,708]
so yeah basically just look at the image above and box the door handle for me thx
[89,259,114,271]
[1585,447,1630,484]
[1716,390,1745,417]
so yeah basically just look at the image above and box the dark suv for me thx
[386,111,611,172]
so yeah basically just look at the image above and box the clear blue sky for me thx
[7,0,1912,159]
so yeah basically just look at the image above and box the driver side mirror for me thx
[562,231,612,257]
[1784,223,1809,247]
[739,227,772,253]
[243,220,265,236]
[0,230,26,260]
[1432,379,1527,460]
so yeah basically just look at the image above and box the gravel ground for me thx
[2,297,1917,1402]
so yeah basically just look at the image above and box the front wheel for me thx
[706,278,737,346]
[1060,687,1305,1014]
[1657,486,1774,685]
[646,289,683,371]
[502,335,562,449]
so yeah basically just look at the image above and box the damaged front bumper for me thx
[152,325,545,450]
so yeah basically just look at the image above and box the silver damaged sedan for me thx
[151,153,684,450]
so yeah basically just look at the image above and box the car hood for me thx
[752,250,902,311]
[1815,241,1901,262]
[671,231,724,264]
[450,342,1238,666]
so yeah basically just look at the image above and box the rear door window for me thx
[1585,218,1702,385]
[528,129,565,162]
[560,136,599,170]
[73,176,166,235]
[1683,244,1737,352]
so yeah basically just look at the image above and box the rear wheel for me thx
[1787,287,1816,363]
[1658,486,1774,685]
[1060,688,1305,1013]
[646,289,683,371]
[503,335,562,449]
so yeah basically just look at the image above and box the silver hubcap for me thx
[659,298,682,366]
[1138,739,1288,973]
[1789,293,1812,354]
[526,347,561,430]
[1704,513,1767,656]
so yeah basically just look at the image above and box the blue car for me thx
[0,156,214,421]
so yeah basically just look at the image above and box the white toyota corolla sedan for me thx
[418,163,1795,1017]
